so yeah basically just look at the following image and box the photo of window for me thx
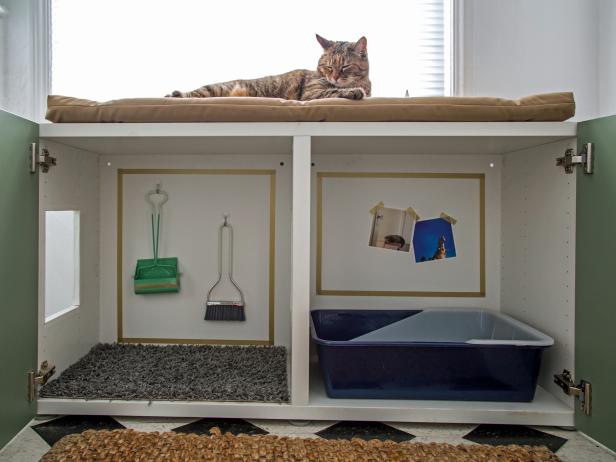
[368,207,415,253]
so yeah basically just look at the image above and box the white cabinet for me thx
[35,121,578,425]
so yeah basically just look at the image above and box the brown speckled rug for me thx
[41,428,562,462]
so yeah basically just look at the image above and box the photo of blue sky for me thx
[412,218,457,263]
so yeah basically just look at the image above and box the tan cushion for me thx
[45,92,575,123]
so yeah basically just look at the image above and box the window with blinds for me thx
[51,0,451,100]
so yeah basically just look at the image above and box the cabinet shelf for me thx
[35,364,573,427]
[40,122,576,156]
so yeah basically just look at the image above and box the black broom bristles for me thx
[205,303,246,321]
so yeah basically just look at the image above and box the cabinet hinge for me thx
[39,148,57,173]
[30,144,57,174]
[556,142,594,174]
[554,369,592,415]
[27,361,55,402]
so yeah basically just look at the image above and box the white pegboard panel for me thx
[501,138,576,406]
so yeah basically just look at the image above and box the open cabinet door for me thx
[575,114,616,451]
[0,110,39,448]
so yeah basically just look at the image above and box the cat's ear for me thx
[354,36,368,55]
[316,34,333,50]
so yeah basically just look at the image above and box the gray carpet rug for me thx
[40,343,289,403]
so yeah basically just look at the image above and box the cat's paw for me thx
[166,90,184,98]
[341,88,366,100]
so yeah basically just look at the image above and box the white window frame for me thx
[34,0,51,121]
[445,0,464,96]
[36,0,463,118]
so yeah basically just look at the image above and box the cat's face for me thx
[316,35,369,87]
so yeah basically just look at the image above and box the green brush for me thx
[205,215,246,321]
[134,185,180,294]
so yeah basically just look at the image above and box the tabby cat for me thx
[168,35,371,101]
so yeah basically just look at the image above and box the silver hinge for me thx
[556,142,594,174]
[554,369,592,415]
[27,360,56,402]
[30,144,57,174]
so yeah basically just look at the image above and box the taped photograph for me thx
[368,206,415,252]
[413,217,457,263]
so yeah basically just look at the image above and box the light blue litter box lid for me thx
[349,308,554,346]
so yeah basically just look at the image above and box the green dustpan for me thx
[134,185,180,294]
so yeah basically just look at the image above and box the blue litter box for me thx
[310,309,554,402]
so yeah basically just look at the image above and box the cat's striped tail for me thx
[167,83,248,98]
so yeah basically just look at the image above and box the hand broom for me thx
[205,214,246,321]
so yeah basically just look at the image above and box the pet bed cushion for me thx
[45,92,574,123]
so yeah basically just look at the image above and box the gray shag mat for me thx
[40,343,289,403]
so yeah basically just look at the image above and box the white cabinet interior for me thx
[37,122,577,425]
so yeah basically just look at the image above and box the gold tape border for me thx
[316,172,486,297]
[117,169,276,345]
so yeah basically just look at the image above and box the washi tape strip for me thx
[369,201,385,215]
[439,212,458,225]
[405,207,420,221]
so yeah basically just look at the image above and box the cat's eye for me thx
[323,66,333,71]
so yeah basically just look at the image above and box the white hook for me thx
[146,184,169,214]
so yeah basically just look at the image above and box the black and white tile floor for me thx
[1,416,614,461]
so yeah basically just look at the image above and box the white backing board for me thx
[120,171,274,343]
[310,154,501,311]
[318,174,483,295]
[97,154,292,348]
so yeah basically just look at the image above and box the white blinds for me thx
[51,0,449,100]
[414,0,447,96]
